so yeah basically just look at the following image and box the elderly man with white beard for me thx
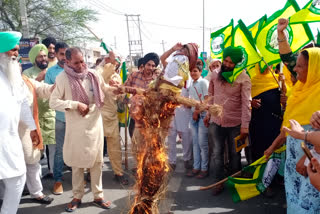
[0,31,40,214]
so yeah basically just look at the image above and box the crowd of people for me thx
[1,17,320,214]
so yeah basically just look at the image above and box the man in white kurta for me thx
[0,31,39,214]
[49,47,113,212]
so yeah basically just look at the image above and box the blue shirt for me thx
[45,64,65,122]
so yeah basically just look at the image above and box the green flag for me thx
[100,41,110,53]
[248,15,267,41]
[226,146,286,203]
[120,61,127,83]
[255,0,314,72]
[118,62,129,127]
[210,19,233,59]
[222,20,262,84]
[289,0,320,24]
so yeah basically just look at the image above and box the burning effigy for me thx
[114,44,222,214]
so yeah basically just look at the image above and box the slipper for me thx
[65,198,81,212]
[93,198,111,209]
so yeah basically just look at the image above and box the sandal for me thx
[196,170,208,179]
[93,198,112,209]
[186,169,200,177]
[65,198,81,212]
[114,174,129,185]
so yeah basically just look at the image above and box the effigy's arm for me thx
[117,85,222,117]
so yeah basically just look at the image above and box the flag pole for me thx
[262,58,281,89]
[83,24,102,42]
[124,102,128,170]
[199,171,241,190]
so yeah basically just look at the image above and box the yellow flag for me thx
[210,19,233,59]
[248,15,267,40]
[255,0,314,72]
[290,0,320,24]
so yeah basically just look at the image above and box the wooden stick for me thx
[262,58,281,89]
[83,24,102,42]
[124,103,128,170]
[199,171,241,190]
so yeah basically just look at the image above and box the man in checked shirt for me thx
[124,52,160,173]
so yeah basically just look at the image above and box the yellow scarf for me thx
[251,64,279,98]
[283,47,320,128]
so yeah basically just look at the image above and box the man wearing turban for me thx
[123,52,160,172]
[0,31,40,214]
[204,46,251,196]
[24,44,56,179]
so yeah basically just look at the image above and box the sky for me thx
[80,0,318,59]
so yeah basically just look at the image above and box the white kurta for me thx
[0,71,36,179]
[99,63,122,137]
[49,70,111,168]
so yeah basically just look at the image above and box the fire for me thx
[128,88,222,214]
[129,91,179,214]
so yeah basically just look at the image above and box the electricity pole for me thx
[125,14,144,68]
[202,0,205,53]
[19,0,30,38]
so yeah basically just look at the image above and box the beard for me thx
[36,59,48,70]
[58,59,65,67]
[218,64,234,83]
[0,53,24,96]
[48,52,55,59]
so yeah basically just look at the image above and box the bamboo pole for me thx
[124,103,128,170]
[199,171,241,190]
[83,24,102,42]
[262,58,281,89]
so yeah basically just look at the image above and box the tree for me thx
[0,0,98,43]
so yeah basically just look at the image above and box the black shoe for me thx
[32,195,54,204]
[114,174,129,185]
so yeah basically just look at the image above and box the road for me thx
[13,130,286,214]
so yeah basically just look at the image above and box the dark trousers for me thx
[209,123,241,181]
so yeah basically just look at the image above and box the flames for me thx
[129,90,179,214]
[126,87,223,213]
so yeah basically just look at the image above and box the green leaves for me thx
[0,0,97,43]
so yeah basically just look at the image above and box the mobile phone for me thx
[301,142,313,161]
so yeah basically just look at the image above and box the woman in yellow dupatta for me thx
[249,64,282,161]
[265,47,320,214]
